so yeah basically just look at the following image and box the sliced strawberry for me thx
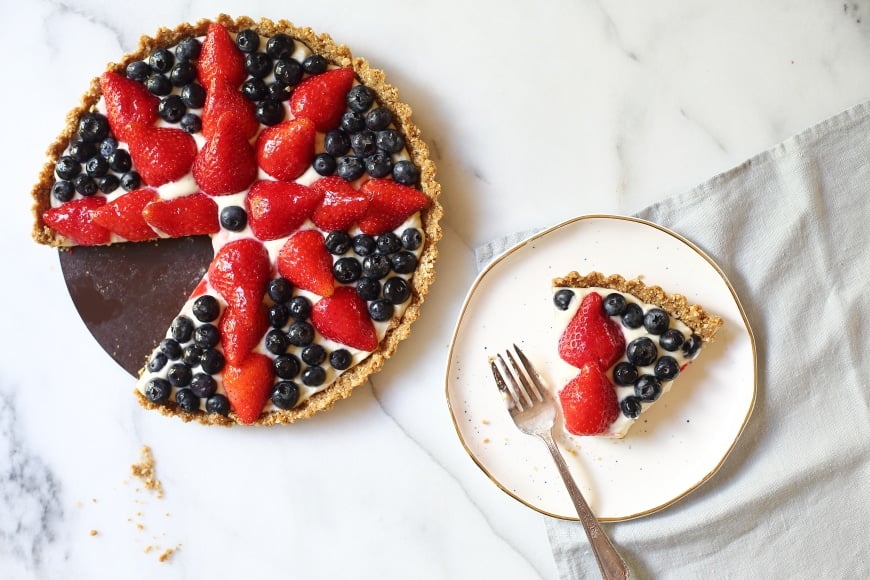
[202,78,259,140]
[289,68,355,132]
[311,286,378,351]
[277,230,334,297]
[99,72,159,140]
[559,362,620,436]
[245,180,324,241]
[220,304,269,366]
[125,123,197,187]
[42,196,110,245]
[142,193,220,237]
[198,22,247,88]
[255,117,316,181]
[310,176,369,231]
[90,188,158,241]
[207,238,271,314]
[558,292,626,370]
[358,178,431,235]
[222,352,274,424]
[193,113,258,195]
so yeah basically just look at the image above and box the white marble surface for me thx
[4,1,870,578]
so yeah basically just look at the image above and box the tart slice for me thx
[30,15,441,425]
[552,272,723,438]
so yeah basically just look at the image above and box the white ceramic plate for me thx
[446,215,756,521]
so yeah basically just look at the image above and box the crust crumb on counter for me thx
[130,445,164,499]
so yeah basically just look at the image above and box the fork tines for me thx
[490,345,546,412]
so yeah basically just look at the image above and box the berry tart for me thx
[552,272,723,438]
[30,15,442,425]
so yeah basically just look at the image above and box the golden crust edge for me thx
[34,14,442,425]
[552,271,723,342]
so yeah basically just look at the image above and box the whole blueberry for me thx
[340,111,366,134]
[169,61,197,86]
[626,337,658,367]
[391,160,420,185]
[192,295,220,322]
[635,375,663,402]
[97,175,120,194]
[383,277,410,305]
[613,362,639,386]
[390,251,418,274]
[170,315,194,342]
[324,130,350,157]
[68,140,97,162]
[144,378,171,403]
[167,363,193,388]
[346,85,375,113]
[355,277,381,301]
[242,78,268,101]
[553,289,575,311]
[84,156,109,178]
[236,29,260,53]
[313,153,336,176]
[365,107,392,131]
[603,293,627,316]
[272,381,300,410]
[654,356,680,381]
[620,396,643,419]
[350,130,377,158]
[267,81,291,101]
[205,394,230,416]
[175,37,202,62]
[274,58,303,85]
[148,48,175,73]
[400,228,422,251]
[644,308,670,335]
[245,52,273,78]
[181,344,203,367]
[362,254,391,279]
[333,257,362,283]
[107,149,132,173]
[120,171,141,191]
[194,324,220,349]
[325,230,352,254]
[181,83,207,108]
[301,344,327,366]
[268,278,293,303]
[175,388,199,413]
[376,232,402,254]
[368,299,394,322]
[73,175,98,197]
[158,95,187,123]
[200,349,225,374]
[621,303,644,329]
[268,303,290,329]
[145,73,172,96]
[159,338,182,360]
[78,113,110,143]
[99,137,119,158]
[126,60,151,81]
[365,153,392,178]
[659,328,685,352]
[376,129,404,153]
[336,156,365,181]
[147,352,168,373]
[220,206,248,231]
[55,156,80,180]
[274,354,301,379]
[353,234,377,256]
[301,365,326,386]
[180,113,202,134]
[265,329,288,355]
[266,34,295,60]
[329,349,352,370]
[287,296,312,320]
[302,54,328,74]
[287,322,315,346]
[255,100,285,125]
[682,334,702,358]
[52,180,75,202]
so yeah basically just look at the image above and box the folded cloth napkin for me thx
[476,102,870,579]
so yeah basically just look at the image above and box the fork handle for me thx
[540,433,630,580]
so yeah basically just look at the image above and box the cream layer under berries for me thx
[30,15,441,425]
[551,272,723,439]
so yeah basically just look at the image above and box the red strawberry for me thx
[358,178,431,235]
[255,117,316,181]
[222,352,274,424]
[277,230,334,297]
[558,292,626,370]
[201,78,259,140]
[245,180,323,241]
[208,238,271,314]
[198,22,247,88]
[289,67,355,132]
[219,304,269,366]
[559,362,620,436]
[311,286,378,351]
[99,72,159,140]
[193,113,258,195]
[90,188,158,241]
[42,196,109,245]
[310,176,369,231]
[125,123,197,187]
[142,193,219,237]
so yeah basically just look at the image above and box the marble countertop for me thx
[4,1,870,578]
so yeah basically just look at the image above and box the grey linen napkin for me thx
[476,102,870,579]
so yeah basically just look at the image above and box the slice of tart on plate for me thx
[30,15,442,425]
[551,271,723,439]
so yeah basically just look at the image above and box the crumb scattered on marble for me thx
[131,446,164,498]
[483,438,491,444]
[144,545,154,554]
[481,419,490,425]
[75,501,83,507]
[89,530,99,537]
[159,546,180,562]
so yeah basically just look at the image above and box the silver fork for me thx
[491,345,630,580]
